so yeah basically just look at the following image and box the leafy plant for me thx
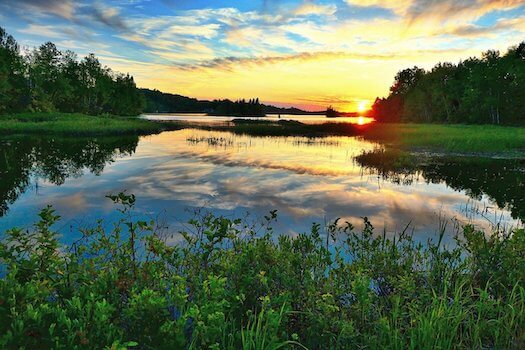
[0,193,523,349]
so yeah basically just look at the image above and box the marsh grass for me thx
[362,123,525,154]
[181,119,525,154]
[0,193,524,349]
[0,112,175,136]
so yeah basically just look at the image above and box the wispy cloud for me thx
[19,24,65,38]
[174,51,401,71]
[88,5,129,31]
[15,0,76,19]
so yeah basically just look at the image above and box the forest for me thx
[143,88,265,116]
[142,88,316,116]
[371,42,525,125]
[0,27,144,116]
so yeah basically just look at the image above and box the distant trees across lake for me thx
[371,42,525,125]
[142,89,265,116]
[0,27,144,116]
[142,88,319,116]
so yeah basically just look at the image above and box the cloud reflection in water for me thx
[0,129,521,245]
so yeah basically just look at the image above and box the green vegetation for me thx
[0,27,143,116]
[361,123,525,154]
[371,42,525,125]
[180,119,525,154]
[141,88,318,115]
[0,112,171,136]
[0,193,524,349]
[180,119,363,137]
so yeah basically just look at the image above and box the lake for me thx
[0,124,523,245]
[142,113,375,125]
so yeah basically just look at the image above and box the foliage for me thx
[360,123,525,153]
[0,27,144,116]
[1,193,524,349]
[0,112,171,136]
[180,119,525,154]
[143,89,266,117]
[141,88,314,116]
[372,43,525,125]
[208,98,265,117]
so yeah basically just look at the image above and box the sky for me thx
[1,0,525,111]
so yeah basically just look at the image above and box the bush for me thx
[0,193,523,349]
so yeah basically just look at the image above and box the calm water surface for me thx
[0,129,522,245]
[141,113,374,125]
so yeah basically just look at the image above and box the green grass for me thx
[175,119,363,137]
[362,123,525,154]
[0,112,176,136]
[178,119,525,155]
[1,193,524,349]
[10,114,522,154]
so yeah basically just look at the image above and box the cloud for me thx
[406,0,524,24]
[445,17,525,38]
[14,0,76,19]
[19,24,64,38]
[4,0,525,110]
[174,51,381,71]
[89,5,129,31]
[344,0,412,14]
[293,2,337,16]
[161,23,220,39]
[172,48,473,71]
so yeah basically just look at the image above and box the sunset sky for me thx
[2,0,525,111]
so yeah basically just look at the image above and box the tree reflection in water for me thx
[355,148,525,221]
[0,135,138,216]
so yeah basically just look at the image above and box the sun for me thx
[357,101,368,113]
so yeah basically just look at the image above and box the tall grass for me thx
[0,112,174,136]
[182,119,525,154]
[362,123,525,153]
[0,193,524,349]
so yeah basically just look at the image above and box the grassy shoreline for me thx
[362,123,525,154]
[0,112,178,136]
[173,119,525,155]
[2,113,524,155]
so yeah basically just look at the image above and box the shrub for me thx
[0,193,523,349]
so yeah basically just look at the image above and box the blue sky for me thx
[1,0,524,110]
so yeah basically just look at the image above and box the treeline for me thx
[371,42,525,125]
[209,98,265,117]
[141,88,207,113]
[143,89,264,116]
[143,88,318,116]
[0,27,143,116]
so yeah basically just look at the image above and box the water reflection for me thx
[0,129,522,245]
[0,135,138,216]
[142,113,374,125]
[355,149,525,220]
